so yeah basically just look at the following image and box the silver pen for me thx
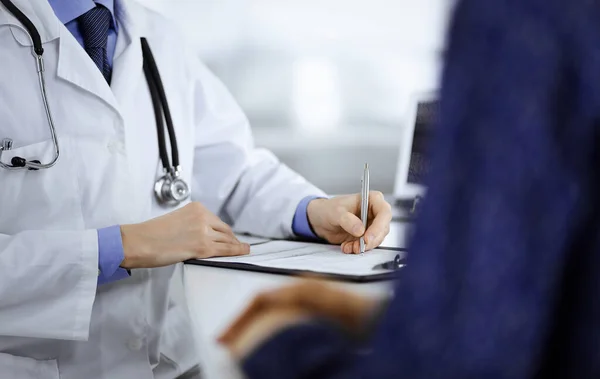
[360,163,370,254]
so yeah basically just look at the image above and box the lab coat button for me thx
[107,140,125,154]
[107,140,118,153]
[127,338,143,351]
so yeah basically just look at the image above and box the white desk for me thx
[183,221,409,379]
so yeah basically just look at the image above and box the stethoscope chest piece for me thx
[154,170,190,206]
[141,37,190,207]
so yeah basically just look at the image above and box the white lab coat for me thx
[0,0,324,378]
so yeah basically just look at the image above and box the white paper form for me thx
[202,240,403,277]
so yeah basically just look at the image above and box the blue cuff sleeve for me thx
[97,226,130,285]
[292,196,323,239]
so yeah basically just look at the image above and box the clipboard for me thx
[185,239,406,283]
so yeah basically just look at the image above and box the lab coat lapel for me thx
[0,0,59,44]
[110,1,144,109]
[2,0,123,116]
[56,31,121,115]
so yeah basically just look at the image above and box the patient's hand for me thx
[218,279,382,359]
[219,306,309,359]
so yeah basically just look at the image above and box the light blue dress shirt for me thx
[48,0,319,285]
[48,0,117,66]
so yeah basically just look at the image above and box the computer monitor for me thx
[393,92,438,202]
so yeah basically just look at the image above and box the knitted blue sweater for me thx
[243,0,600,378]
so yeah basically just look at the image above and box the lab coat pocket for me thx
[0,136,84,233]
[155,303,199,379]
[0,352,60,379]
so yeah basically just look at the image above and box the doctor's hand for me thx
[120,202,250,269]
[307,191,392,254]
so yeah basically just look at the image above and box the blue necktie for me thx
[79,5,112,83]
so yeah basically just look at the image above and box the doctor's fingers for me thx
[211,241,250,257]
[185,202,235,236]
[344,222,390,254]
[336,210,365,238]
[342,224,390,255]
[364,193,392,249]
[207,217,236,237]
[207,228,242,245]
[193,238,249,259]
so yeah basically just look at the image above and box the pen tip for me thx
[364,163,369,169]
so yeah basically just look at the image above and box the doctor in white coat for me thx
[0,0,392,378]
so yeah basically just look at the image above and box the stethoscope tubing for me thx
[141,37,180,173]
[0,0,181,178]
[0,0,60,171]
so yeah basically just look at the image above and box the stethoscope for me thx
[0,0,191,206]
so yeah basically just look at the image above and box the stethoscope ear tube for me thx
[0,0,43,55]
[0,0,60,171]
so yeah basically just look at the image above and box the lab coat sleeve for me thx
[190,62,326,239]
[241,1,598,378]
[0,230,98,341]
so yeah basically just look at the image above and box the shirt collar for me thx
[47,0,118,30]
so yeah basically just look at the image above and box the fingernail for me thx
[352,224,363,236]
[367,234,375,243]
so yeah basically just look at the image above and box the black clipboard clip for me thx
[372,254,405,271]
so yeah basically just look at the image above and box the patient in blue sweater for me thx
[219,0,600,377]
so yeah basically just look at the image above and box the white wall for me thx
[134,0,454,193]
[137,0,451,93]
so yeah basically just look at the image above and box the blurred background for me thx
[136,0,453,194]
